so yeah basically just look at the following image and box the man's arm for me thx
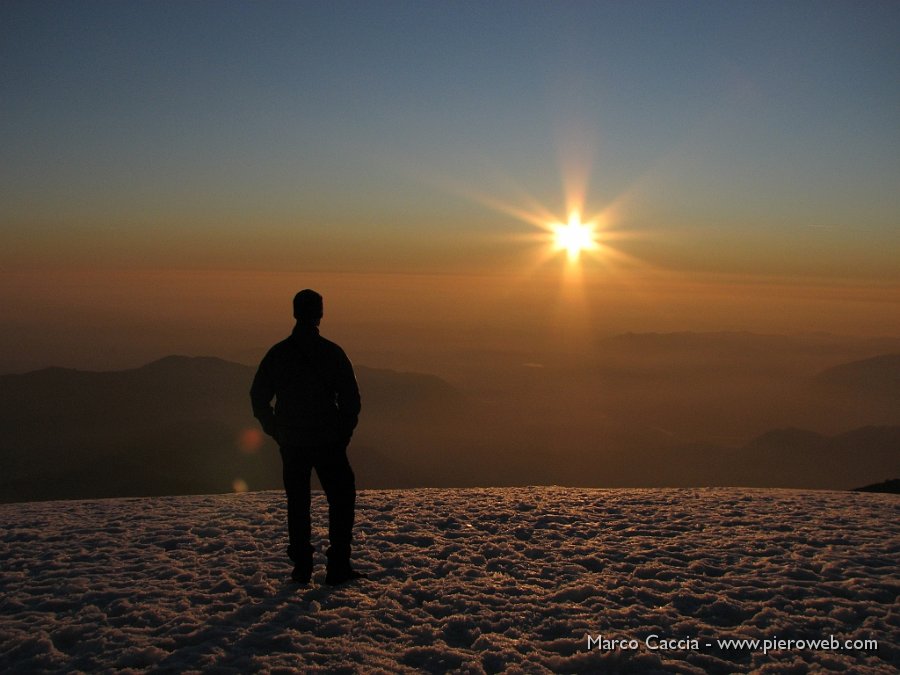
[335,349,361,442]
[249,353,277,438]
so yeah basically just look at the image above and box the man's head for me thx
[293,289,324,326]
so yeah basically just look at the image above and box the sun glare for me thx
[552,213,598,262]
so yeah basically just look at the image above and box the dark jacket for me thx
[250,325,361,446]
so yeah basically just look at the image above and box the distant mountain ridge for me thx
[853,478,900,494]
[600,331,900,356]
[705,425,900,489]
[603,330,799,350]
[0,356,466,503]
[0,355,462,414]
[1,350,898,502]
[593,331,900,379]
[814,353,900,398]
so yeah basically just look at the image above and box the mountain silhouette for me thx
[2,352,898,502]
[853,478,900,494]
[712,425,900,489]
[0,356,466,503]
[814,353,900,399]
[596,332,900,377]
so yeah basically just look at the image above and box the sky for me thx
[1,1,899,371]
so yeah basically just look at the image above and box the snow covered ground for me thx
[1,487,897,673]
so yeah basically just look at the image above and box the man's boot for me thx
[325,546,367,586]
[325,563,368,586]
[289,544,314,584]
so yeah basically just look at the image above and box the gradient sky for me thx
[1,1,899,370]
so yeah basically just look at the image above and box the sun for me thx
[552,212,598,261]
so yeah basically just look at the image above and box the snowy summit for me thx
[0,487,897,673]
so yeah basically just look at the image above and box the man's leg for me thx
[280,446,314,580]
[314,446,357,578]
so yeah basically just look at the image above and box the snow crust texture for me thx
[1,487,897,673]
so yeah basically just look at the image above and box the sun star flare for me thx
[552,212,599,262]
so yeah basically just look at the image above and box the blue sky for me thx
[2,0,899,277]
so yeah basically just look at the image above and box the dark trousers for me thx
[279,444,356,569]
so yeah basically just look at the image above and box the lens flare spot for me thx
[237,428,264,454]
[232,478,249,493]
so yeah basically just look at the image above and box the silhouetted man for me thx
[250,289,365,585]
